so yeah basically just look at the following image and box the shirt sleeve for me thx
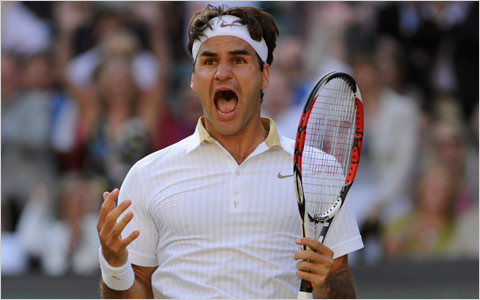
[324,198,364,259]
[119,163,159,267]
[306,149,364,259]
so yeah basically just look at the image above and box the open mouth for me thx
[214,89,238,116]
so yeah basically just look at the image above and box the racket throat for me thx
[317,221,331,243]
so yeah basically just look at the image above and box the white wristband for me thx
[99,247,135,291]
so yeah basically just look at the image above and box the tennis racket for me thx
[294,71,364,299]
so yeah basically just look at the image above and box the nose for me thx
[214,61,233,81]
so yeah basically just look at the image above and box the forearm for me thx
[314,270,357,299]
[100,278,153,299]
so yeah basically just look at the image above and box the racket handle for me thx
[297,291,313,299]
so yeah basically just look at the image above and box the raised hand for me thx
[97,189,139,267]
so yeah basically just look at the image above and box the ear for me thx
[261,64,270,90]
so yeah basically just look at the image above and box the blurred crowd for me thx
[1,1,478,277]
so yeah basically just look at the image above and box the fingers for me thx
[102,199,132,235]
[296,259,331,275]
[121,230,140,249]
[296,237,334,257]
[97,189,119,232]
[110,209,133,237]
[97,188,139,266]
[294,238,334,269]
[294,237,334,288]
[296,270,328,287]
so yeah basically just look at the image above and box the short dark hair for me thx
[186,5,279,66]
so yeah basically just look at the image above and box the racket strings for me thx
[302,79,356,217]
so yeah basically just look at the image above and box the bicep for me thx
[132,264,157,299]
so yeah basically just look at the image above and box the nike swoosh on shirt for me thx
[277,172,293,179]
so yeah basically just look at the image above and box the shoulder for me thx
[132,135,194,174]
[119,135,195,203]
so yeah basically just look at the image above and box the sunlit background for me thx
[1,1,478,299]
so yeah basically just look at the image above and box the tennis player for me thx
[97,5,363,299]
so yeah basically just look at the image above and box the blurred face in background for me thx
[433,123,464,170]
[375,37,405,91]
[100,30,138,58]
[351,57,379,98]
[22,55,53,91]
[273,37,303,85]
[96,56,137,106]
[180,89,204,129]
[263,70,293,118]
[417,166,453,216]
[1,54,21,101]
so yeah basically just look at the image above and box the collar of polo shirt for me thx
[192,117,291,154]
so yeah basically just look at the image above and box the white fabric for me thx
[119,118,363,298]
[191,15,268,62]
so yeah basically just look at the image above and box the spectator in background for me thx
[62,4,160,93]
[351,53,420,220]
[1,53,22,106]
[302,1,355,79]
[53,2,174,153]
[261,67,300,139]
[175,86,205,138]
[15,172,103,276]
[1,54,23,227]
[382,164,456,258]
[376,2,478,118]
[1,52,61,226]
[426,119,477,214]
[348,52,420,263]
[84,55,151,189]
[261,36,310,139]
[272,36,310,107]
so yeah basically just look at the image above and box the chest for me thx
[146,150,300,242]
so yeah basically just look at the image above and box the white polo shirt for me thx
[120,117,363,299]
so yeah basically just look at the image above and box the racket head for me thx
[294,72,364,224]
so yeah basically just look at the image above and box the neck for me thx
[205,117,268,165]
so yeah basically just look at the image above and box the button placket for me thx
[229,166,242,213]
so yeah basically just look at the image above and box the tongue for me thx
[216,97,237,114]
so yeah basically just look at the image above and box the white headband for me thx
[191,15,268,63]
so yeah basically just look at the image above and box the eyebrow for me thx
[199,49,252,57]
